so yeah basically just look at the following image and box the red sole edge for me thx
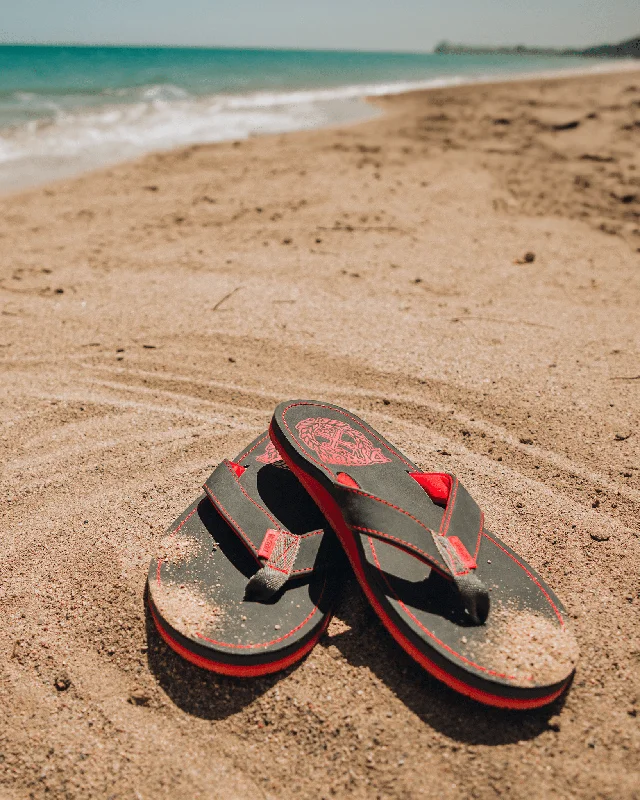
[272,431,569,710]
[149,598,331,678]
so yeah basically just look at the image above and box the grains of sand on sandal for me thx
[470,605,579,687]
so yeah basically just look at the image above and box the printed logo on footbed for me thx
[295,417,392,466]
[256,441,280,464]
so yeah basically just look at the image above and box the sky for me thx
[0,0,637,52]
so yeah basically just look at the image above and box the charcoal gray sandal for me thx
[148,432,340,676]
[270,401,578,707]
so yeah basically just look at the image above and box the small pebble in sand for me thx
[128,690,151,707]
[519,437,534,445]
[524,252,535,263]
[54,674,71,692]
[614,433,631,441]
[548,715,562,732]
[590,531,610,542]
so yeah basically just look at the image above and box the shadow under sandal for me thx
[147,432,340,677]
[270,401,579,708]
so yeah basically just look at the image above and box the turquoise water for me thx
[0,45,619,189]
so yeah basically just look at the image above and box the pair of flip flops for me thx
[148,401,578,708]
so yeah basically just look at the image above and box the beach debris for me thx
[212,286,241,312]
[551,120,580,131]
[600,222,619,235]
[614,432,632,441]
[590,531,610,542]
[54,673,71,692]
[580,153,614,163]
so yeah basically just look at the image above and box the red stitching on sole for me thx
[150,601,331,677]
[195,576,325,648]
[482,531,565,628]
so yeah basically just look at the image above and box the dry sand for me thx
[1,68,639,799]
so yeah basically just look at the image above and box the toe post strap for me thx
[430,531,490,624]
[336,472,490,624]
[203,460,323,600]
[246,529,302,599]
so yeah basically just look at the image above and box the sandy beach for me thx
[1,67,639,799]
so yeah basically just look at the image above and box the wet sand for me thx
[1,67,639,799]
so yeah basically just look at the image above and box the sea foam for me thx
[0,59,635,191]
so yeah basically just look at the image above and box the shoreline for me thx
[0,57,637,195]
[0,66,639,800]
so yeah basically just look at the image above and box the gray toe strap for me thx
[245,530,302,601]
[430,531,490,624]
[452,571,490,625]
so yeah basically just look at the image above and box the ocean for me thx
[0,45,626,190]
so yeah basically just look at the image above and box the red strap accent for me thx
[228,460,246,478]
[409,472,452,505]
[337,472,360,488]
[447,536,477,570]
[257,529,279,559]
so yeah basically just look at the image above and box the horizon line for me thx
[0,39,617,54]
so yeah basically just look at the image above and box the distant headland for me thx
[434,36,639,59]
